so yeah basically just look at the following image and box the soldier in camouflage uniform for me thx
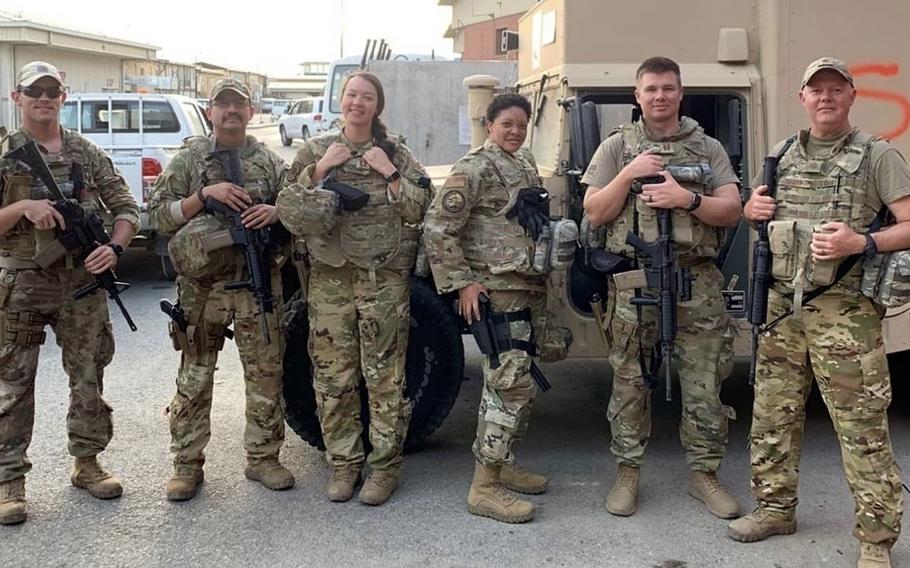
[0,61,140,525]
[729,58,910,568]
[424,94,559,524]
[148,79,293,501]
[276,71,431,506]
[582,57,743,519]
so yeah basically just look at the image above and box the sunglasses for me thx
[18,85,65,99]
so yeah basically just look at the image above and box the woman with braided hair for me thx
[277,70,432,506]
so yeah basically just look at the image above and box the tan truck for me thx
[281,0,910,449]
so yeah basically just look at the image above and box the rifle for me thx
[746,156,782,385]
[620,172,695,401]
[206,149,280,343]
[468,295,551,392]
[2,140,137,331]
[159,299,234,340]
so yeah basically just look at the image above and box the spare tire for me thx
[281,275,465,452]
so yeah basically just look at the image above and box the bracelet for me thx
[196,186,206,203]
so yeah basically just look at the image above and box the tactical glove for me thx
[506,187,551,240]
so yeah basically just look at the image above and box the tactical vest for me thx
[769,128,878,295]
[604,117,723,259]
[459,144,540,275]
[168,136,281,281]
[0,129,101,265]
[306,135,419,275]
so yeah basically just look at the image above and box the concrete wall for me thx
[369,60,518,166]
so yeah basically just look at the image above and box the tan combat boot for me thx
[327,467,362,502]
[0,477,26,525]
[727,507,797,542]
[166,464,204,501]
[359,469,400,506]
[688,470,740,519]
[467,462,535,524]
[245,457,295,491]
[71,456,123,499]
[857,543,892,568]
[605,464,639,516]
[501,462,548,495]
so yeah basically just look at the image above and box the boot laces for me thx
[0,479,24,500]
[861,543,889,560]
[618,467,638,488]
[332,469,359,483]
[701,471,723,493]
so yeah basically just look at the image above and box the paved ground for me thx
[4,130,908,567]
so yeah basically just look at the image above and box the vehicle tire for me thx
[301,126,310,140]
[279,125,291,147]
[281,276,465,453]
[160,254,177,281]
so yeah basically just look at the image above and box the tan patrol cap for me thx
[801,57,854,88]
[210,78,251,101]
[17,61,64,88]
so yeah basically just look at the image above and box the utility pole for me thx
[339,0,344,58]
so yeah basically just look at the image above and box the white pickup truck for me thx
[60,93,210,278]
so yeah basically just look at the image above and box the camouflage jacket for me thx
[0,127,140,261]
[148,134,288,237]
[282,129,432,272]
[424,139,546,294]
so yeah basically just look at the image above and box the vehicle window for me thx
[143,101,181,132]
[301,100,313,114]
[288,103,299,115]
[182,103,207,135]
[81,101,111,133]
[329,64,358,114]
[60,102,79,130]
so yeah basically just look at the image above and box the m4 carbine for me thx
[2,140,137,331]
[206,148,286,343]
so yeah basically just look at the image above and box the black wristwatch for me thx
[107,243,124,257]
[863,233,879,259]
[685,191,702,212]
[384,170,401,183]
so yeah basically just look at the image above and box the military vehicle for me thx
[281,0,910,450]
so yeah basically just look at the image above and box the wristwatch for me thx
[863,233,879,259]
[384,170,401,183]
[107,243,124,257]
[685,191,702,212]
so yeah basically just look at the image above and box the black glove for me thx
[506,187,550,240]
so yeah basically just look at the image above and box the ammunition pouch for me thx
[531,218,578,274]
[862,250,910,308]
[1,310,48,347]
[167,214,237,281]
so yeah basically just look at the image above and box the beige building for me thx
[440,0,536,60]
[0,14,157,128]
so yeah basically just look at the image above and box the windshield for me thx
[329,64,358,114]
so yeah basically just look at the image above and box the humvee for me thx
[281,0,910,450]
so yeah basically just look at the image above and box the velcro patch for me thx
[442,190,466,213]
[442,174,467,189]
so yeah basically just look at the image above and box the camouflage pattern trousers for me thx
[307,263,411,472]
[169,272,285,466]
[0,265,115,483]
[750,287,903,545]
[473,289,545,466]
[605,260,734,471]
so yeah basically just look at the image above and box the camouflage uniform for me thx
[424,140,550,466]
[277,130,430,473]
[749,129,907,545]
[0,128,139,483]
[582,118,739,471]
[148,135,289,468]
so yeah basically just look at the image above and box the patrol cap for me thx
[801,57,854,88]
[17,61,64,88]
[210,78,251,101]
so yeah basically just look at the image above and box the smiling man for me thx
[582,56,743,520]
[148,78,292,501]
[0,61,139,525]
[730,57,910,568]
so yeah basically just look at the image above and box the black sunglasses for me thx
[18,85,65,99]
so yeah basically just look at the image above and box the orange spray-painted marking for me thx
[850,63,910,140]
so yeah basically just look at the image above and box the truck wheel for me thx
[280,125,292,147]
[160,254,177,281]
[281,276,465,452]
